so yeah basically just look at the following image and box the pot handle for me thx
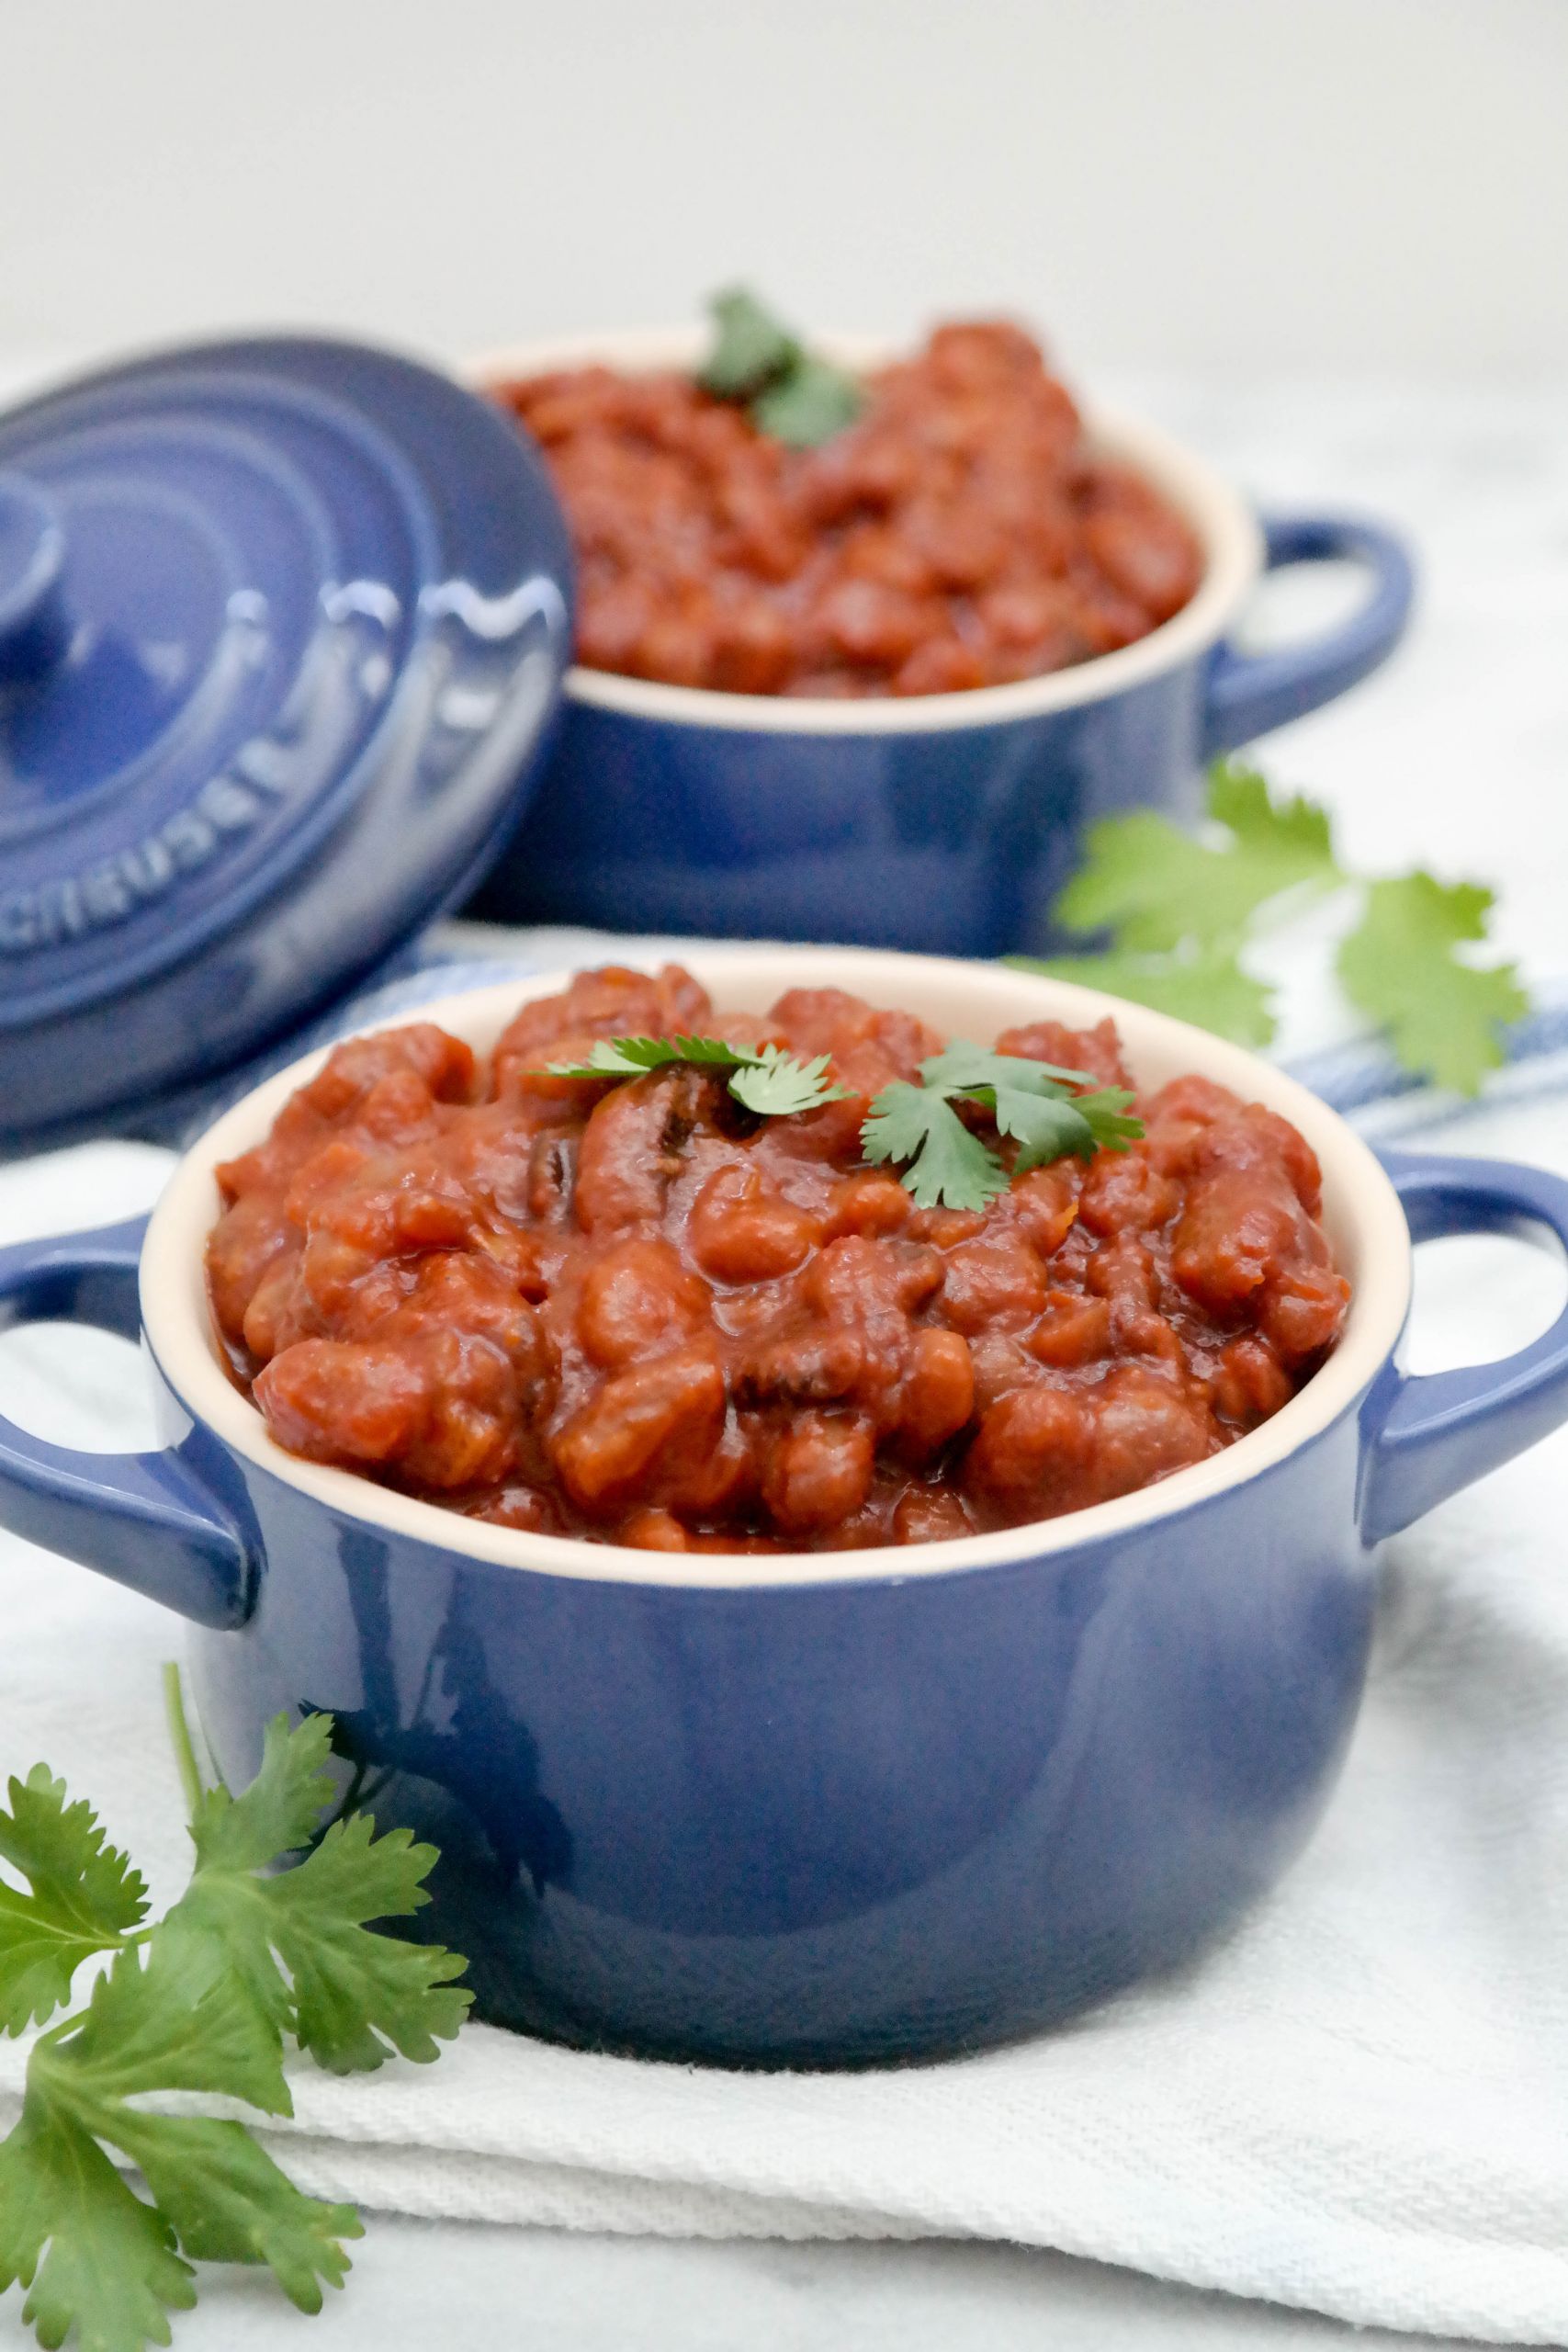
[1201,513,1415,759]
[1359,1151,1568,1544]
[0,1216,254,1629]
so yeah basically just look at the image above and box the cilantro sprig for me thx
[549,1032,1143,1213]
[698,287,864,448]
[864,1045,1142,1212]
[0,1669,470,2352]
[547,1033,852,1118]
[1014,758,1530,1094]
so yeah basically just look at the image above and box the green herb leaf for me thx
[0,1766,148,2036]
[863,1043,1145,1210]
[0,1685,471,2352]
[1206,757,1343,914]
[547,1025,1141,1214]
[917,1045,1140,1165]
[1007,945,1280,1048]
[165,1713,469,2077]
[991,1082,1142,1165]
[1336,873,1529,1094]
[186,1707,334,1876]
[547,1032,784,1080]
[750,353,864,448]
[0,2102,197,2352]
[728,1045,847,1118]
[919,1041,1095,1092]
[62,1929,292,2116]
[545,1034,716,1080]
[547,1035,851,1120]
[698,285,864,448]
[169,1811,469,2078]
[862,1081,1011,1213]
[0,1937,355,2345]
[1036,757,1535,1085]
[111,2112,359,2313]
[1055,761,1343,953]
[699,287,800,399]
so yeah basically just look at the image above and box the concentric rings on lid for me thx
[0,335,573,1146]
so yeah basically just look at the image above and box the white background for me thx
[1,0,1565,378]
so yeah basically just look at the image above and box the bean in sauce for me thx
[498,322,1202,699]
[207,967,1349,1554]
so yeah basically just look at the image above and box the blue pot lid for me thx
[0,334,573,1142]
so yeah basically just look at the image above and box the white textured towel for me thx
[2,1035,1567,2346]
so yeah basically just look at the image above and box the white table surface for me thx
[74,2219,1503,2352]
[1,364,1563,2351]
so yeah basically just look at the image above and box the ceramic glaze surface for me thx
[483,661,1202,955]
[1,956,1565,2065]
[0,337,574,1145]
[176,1392,1373,2062]
[0,474,68,677]
[475,514,1411,956]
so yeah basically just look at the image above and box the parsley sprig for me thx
[547,1034,852,1118]
[864,1046,1142,1212]
[698,287,864,448]
[0,1668,470,2352]
[1015,759,1530,1093]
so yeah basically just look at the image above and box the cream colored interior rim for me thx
[141,950,1411,1590]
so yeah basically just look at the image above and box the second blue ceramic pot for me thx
[465,332,1414,955]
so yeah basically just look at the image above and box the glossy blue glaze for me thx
[1201,516,1416,756]
[1359,1152,1568,1542]
[0,476,69,679]
[472,514,1413,955]
[0,338,573,1148]
[184,1406,1372,2062]
[0,1138,1562,2066]
[0,1219,252,1627]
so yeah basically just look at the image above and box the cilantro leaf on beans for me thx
[987,1081,1143,1169]
[862,1083,1012,1213]
[750,355,864,448]
[550,1032,1144,1215]
[699,287,800,399]
[547,1035,851,1118]
[697,286,864,447]
[728,1046,848,1118]
[919,1041,1096,1092]
[864,1043,1145,1211]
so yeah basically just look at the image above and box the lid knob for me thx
[0,474,69,683]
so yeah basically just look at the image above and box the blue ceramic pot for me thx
[3,951,1564,2069]
[466,334,1414,955]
